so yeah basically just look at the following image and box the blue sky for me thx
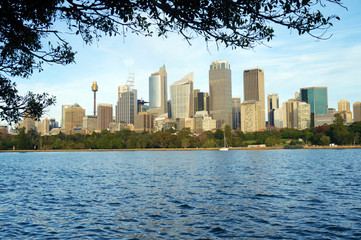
[15,0,361,123]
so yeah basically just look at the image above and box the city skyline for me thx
[10,1,361,123]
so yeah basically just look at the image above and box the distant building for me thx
[18,113,35,133]
[83,115,97,132]
[232,98,241,130]
[176,118,194,131]
[134,112,154,133]
[314,114,336,127]
[273,108,283,129]
[209,60,232,128]
[97,103,113,131]
[61,104,72,128]
[194,111,216,133]
[338,99,352,124]
[170,72,194,119]
[241,101,264,133]
[300,87,328,116]
[154,113,169,132]
[244,68,265,130]
[353,102,361,122]
[282,99,311,130]
[116,85,137,125]
[267,93,279,127]
[49,118,59,130]
[149,65,168,115]
[64,103,85,134]
[193,89,200,115]
[38,118,50,136]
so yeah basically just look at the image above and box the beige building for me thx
[18,114,35,133]
[83,115,97,132]
[134,112,155,133]
[353,102,361,122]
[283,99,311,130]
[170,72,194,119]
[38,118,50,136]
[209,60,232,128]
[241,101,264,132]
[64,103,85,134]
[149,65,168,115]
[97,103,113,131]
[176,118,194,131]
[243,68,265,130]
[338,99,352,124]
[194,111,216,133]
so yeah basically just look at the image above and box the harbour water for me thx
[1,149,361,239]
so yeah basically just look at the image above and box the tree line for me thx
[1,114,361,150]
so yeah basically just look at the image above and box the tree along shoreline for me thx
[2,145,361,153]
[1,116,361,151]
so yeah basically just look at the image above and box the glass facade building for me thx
[170,73,194,119]
[300,87,328,115]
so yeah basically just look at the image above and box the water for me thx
[1,149,361,239]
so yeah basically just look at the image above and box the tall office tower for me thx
[193,89,200,115]
[243,68,265,129]
[338,99,350,112]
[97,103,113,131]
[170,72,194,119]
[116,85,137,125]
[232,98,241,130]
[338,99,352,124]
[149,65,168,115]
[353,102,361,122]
[273,108,283,128]
[61,104,72,128]
[300,87,328,116]
[209,60,232,127]
[240,101,263,132]
[64,103,85,134]
[282,99,311,130]
[267,93,279,126]
[197,92,209,112]
[49,118,58,130]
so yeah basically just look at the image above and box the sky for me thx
[14,0,361,124]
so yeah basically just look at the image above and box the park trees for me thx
[0,0,344,123]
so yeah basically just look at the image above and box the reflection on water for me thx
[1,149,361,239]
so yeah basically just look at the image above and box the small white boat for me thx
[219,133,229,151]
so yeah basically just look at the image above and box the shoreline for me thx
[1,145,361,153]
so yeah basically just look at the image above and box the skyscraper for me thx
[209,60,232,127]
[240,100,263,132]
[64,103,85,134]
[338,99,352,124]
[282,99,311,130]
[232,98,241,130]
[267,93,279,126]
[116,85,137,125]
[97,103,113,131]
[353,102,361,122]
[170,72,194,119]
[149,65,168,115]
[300,87,328,116]
[61,104,72,128]
[243,68,265,129]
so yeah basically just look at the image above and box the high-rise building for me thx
[273,108,283,128]
[232,98,241,130]
[83,115,97,132]
[241,101,263,132]
[338,99,352,124]
[193,89,200,115]
[49,118,58,130]
[243,68,265,129]
[149,65,168,115]
[267,93,279,126]
[300,87,328,116]
[97,104,113,131]
[18,113,35,133]
[61,104,72,128]
[353,102,361,122]
[116,85,137,125]
[170,72,194,119]
[197,92,209,113]
[64,103,85,134]
[38,118,50,136]
[209,60,232,127]
[282,99,311,130]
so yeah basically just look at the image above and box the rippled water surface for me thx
[1,149,361,239]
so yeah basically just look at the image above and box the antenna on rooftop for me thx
[125,72,135,89]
